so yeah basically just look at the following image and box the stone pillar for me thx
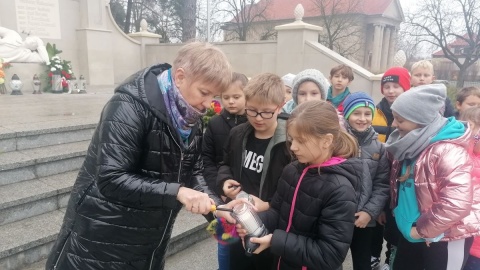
[387,27,397,68]
[381,26,391,71]
[364,25,374,69]
[129,20,161,68]
[76,0,114,86]
[274,4,323,75]
[371,24,384,73]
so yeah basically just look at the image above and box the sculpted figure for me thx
[0,27,50,65]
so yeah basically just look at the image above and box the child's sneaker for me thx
[371,256,380,269]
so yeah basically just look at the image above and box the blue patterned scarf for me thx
[157,69,206,144]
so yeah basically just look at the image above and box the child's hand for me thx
[223,179,241,199]
[354,211,372,228]
[376,211,386,225]
[249,234,273,254]
[248,195,270,212]
[410,226,422,239]
[236,223,248,238]
[214,205,237,224]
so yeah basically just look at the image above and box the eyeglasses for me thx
[245,107,278,119]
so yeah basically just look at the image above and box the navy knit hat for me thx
[343,92,375,120]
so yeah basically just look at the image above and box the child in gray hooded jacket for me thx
[342,92,390,270]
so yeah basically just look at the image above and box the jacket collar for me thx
[114,64,201,146]
[220,109,247,128]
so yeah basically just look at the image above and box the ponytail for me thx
[332,130,359,158]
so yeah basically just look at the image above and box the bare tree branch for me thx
[406,0,480,87]
[215,0,273,41]
[313,0,363,60]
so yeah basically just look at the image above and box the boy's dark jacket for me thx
[46,64,221,270]
[216,113,291,201]
[349,127,390,227]
[260,159,362,270]
[202,109,247,191]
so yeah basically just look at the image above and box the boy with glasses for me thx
[217,73,291,270]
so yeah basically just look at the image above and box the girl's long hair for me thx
[287,100,358,158]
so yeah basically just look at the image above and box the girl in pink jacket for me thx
[385,84,480,270]
[462,107,480,270]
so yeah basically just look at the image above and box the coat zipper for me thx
[148,125,183,269]
[53,232,71,269]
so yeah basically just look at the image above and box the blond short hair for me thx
[411,60,434,74]
[173,42,232,93]
[244,73,285,106]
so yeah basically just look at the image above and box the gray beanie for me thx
[291,69,329,104]
[391,84,447,125]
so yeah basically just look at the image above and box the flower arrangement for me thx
[0,58,12,94]
[202,100,222,126]
[42,43,73,92]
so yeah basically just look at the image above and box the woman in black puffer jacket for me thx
[46,42,231,270]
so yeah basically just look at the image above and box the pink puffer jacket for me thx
[469,153,480,257]
[389,129,480,241]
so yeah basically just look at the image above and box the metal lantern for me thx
[231,203,268,256]
[32,74,41,94]
[79,75,87,93]
[67,74,76,94]
[9,74,23,95]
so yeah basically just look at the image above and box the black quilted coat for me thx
[259,159,363,270]
[46,64,221,270]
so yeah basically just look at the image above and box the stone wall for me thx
[0,0,384,101]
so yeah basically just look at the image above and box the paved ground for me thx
[0,87,113,132]
[166,237,389,270]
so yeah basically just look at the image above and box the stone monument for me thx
[0,26,50,65]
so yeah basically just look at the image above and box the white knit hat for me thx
[281,73,295,89]
[291,69,329,104]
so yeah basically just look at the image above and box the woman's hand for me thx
[177,187,214,215]
[354,211,372,228]
[249,234,273,254]
[223,180,241,199]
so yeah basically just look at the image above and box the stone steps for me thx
[0,140,89,186]
[0,122,211,270]
[0,171,77,226]
[0,210,64,270]
[1,209,209,270]
[0,121,96,153]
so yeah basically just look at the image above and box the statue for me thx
[0,27,50,65]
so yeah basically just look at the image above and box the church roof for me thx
[432,34,478,56]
